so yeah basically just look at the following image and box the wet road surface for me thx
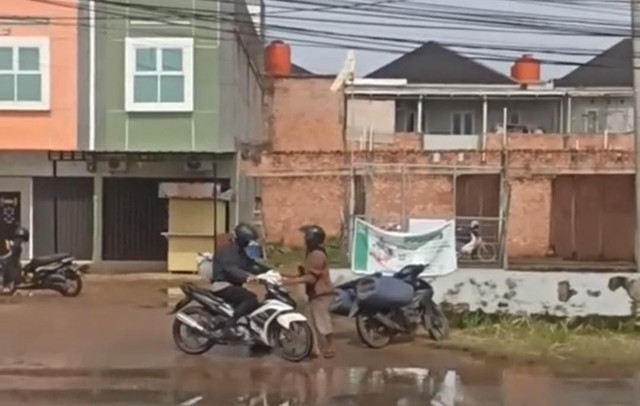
[0,278,639,405]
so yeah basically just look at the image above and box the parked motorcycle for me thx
[170,271,313,362]
[330,264,449,349]
[0,253,88,297]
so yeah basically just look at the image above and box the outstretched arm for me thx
[282,252,325,286]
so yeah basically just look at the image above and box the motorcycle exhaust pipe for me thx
[176,312,207,333]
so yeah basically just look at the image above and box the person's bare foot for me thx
[322,349,335,358]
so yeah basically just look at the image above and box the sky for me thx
[264,0,630,80]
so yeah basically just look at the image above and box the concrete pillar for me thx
[417,96,424,133]
[567,96,573,133]
[92,173,103,262]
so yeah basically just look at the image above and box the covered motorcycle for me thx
[330,264,449,348]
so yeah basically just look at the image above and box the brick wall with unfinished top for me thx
[253,76,637,262]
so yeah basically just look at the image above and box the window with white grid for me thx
[125,37,194,112]
[0,37,50,110]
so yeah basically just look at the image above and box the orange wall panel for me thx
[0,0,78,150]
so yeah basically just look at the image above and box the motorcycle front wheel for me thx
[172,307,216,355]
[355,314,391,349]
[271,321,313,362]
[423,303,450,341]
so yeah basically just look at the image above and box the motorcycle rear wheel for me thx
[355,314,391,349]
[271,321,313,362]
[172,307,216,355]
[60,272,83,297]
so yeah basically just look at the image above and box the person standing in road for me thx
[283,225,336,359]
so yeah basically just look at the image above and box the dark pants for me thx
[1,262,19,287]
[215,285,259,324]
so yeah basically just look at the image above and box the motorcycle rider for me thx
[283,225,335,358]
[211,222,269,337]
[0,227,27,292]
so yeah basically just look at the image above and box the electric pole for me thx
[633,0,640,272]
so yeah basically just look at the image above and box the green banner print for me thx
[351,219,458,276]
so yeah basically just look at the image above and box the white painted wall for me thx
[346,99,396,139]
[331,268,639,317]
[571,96,633,134]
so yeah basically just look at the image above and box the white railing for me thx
[422,134,480,151]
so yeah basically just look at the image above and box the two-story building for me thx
[0,0,264,263]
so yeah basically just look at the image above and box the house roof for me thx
[291,63,313,75]
[555,39,631,87]
[365,42,514,85]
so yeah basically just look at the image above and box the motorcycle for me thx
[0,253,88,297]
[170,271,314,362]
[330,264,449,349]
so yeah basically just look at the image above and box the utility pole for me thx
[633,0,640,272]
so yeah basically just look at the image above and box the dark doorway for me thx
[455,174,501,217]
[103,178,168,261]
[33,177,94,260]
[354,175,367,216]
[0,192,20,255]
[550,175,635,261]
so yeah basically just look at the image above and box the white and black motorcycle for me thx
[170,272,313,362]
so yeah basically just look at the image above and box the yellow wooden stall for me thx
[160,183,229,273]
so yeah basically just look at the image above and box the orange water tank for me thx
[511,54,541,84]
[265,40,291,77]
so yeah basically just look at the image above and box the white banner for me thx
[351,219,458,276]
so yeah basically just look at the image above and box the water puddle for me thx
[0,366,638,405]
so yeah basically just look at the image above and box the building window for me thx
[125,37,194,112]
[395,100,417,132]
[451,111,474,135]
[0,37,50,110]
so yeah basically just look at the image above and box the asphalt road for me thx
[0,277,638,405]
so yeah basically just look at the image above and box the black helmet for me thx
[14,227,29,243]
[299,225,325,251]
[233,222,259,248]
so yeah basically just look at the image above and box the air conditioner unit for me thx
[107,158,128,173]
[184,160,214,173]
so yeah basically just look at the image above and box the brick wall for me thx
[270,78,344,151]
[508,176,552,257]
[261,176,346,246]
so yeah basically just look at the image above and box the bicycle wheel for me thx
[477,243,497,263]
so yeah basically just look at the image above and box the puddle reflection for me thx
[1,365,639,405]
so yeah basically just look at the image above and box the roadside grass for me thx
[436,312,640,367]
[266,239,349,271]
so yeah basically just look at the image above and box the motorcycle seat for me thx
[190,286,226,303]
[27,253,73,268]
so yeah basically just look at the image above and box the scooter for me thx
[0,252,88,297]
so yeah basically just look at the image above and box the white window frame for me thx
[125,37,194,112]
[0,37,50,111]
[451,111,475,135]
